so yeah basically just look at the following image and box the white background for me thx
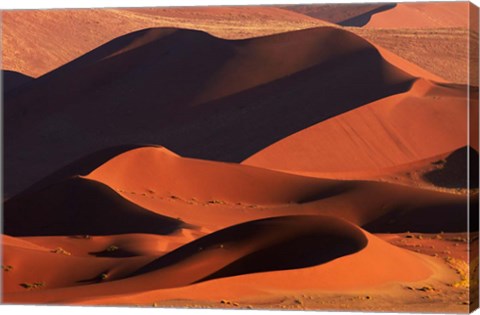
[1,0,479,314]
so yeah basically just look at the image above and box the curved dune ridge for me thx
[5,26,419,197]
[3,215,439,304]
[82,146,470,233]
[2,7,331,77]
[243,79,472,175]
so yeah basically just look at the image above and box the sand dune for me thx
[364,2,469,29]
[81,147,473,233]
[2,7,329,78]
[5,26,417,197]
[2,5,475,311]
[283,2,470,29]
[4,177,186,236]
[3,216,440,305]
[243,79,473,175]
[282,3,397,27]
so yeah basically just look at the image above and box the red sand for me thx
[243,79,473,175]
[2,6,475,312]
[365,2,469,29]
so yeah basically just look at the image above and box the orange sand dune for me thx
[5,26,417,197]
[3,216,442,304]
[84,146,470,233]
[364,2,469,29]
[73,231,443,306]
[243,79,473,176]
[2,7,330,78]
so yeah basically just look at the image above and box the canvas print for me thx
[1,1,479,313]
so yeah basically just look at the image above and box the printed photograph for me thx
[2,1,479,312]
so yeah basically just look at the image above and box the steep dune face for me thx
[2,7,329,78]
[243,79,471,175]
[4,26,416,197]
[4,177,186,236]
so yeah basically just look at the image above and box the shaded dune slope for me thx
[131,215,368,283]
[2,70,33,93]
[423,146,479,189]
[5,26,416,197]
[4,177,185,236]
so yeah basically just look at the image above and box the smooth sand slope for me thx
[284,2,469,29]
[243,79,474,176]
[364,2,469,29]
[5,26,419,197]
[2,7,330,78]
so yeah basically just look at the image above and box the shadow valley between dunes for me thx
[4,26,415,197]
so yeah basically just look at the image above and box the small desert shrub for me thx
[99,273,109,280]
[51,247,71,255]
[20,282,45,289]
[106,245,119,252]
[207,200,225,205]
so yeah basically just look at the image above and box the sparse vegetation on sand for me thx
[106,245,120,252]
[20,282,45,289]
[51,247,72,255]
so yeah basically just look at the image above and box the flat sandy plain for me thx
[2,2,479,312]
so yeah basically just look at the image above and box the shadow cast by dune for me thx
[423,146,479,189]
[129,215,367,287]
[3,177,186,236]
[338,4,397,27]
[2,70,33,93]
[363,196,478,233]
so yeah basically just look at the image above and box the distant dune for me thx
[282,3,397,27]
[2,7,330,77]
[364,2,469,29]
